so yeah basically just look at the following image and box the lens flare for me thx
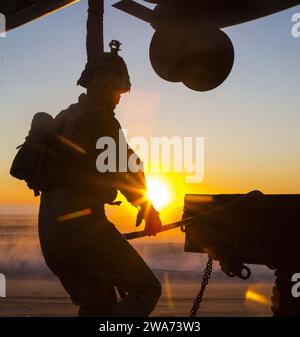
[245,290,271,306]
[146,177,172,210]
[57,135,86,154]
[58,208,92,222]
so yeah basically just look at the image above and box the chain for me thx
[190,256,213,317]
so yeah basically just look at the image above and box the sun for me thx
[146,177,172,211]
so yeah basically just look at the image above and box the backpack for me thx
[10,112,57,196]
[10,108,118,204]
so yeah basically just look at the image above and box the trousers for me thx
[38,189,161,316]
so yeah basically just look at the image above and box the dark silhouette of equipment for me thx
[124,190,300,315]
[149,19,234,91]
[113,0,300,91]
[0,0,78,31]
[183,191,300,316]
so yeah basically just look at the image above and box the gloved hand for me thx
[135,201,162,236]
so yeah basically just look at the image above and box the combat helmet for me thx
[77,40,131,93]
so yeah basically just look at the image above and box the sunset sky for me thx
[1,1,300,236]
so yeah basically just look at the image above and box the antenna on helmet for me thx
[109,40,122,55]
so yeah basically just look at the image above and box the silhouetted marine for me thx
[39,0,162,317]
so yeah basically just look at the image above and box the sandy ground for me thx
[0,277,273,317]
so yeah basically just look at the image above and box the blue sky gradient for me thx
[1,0,300,204]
